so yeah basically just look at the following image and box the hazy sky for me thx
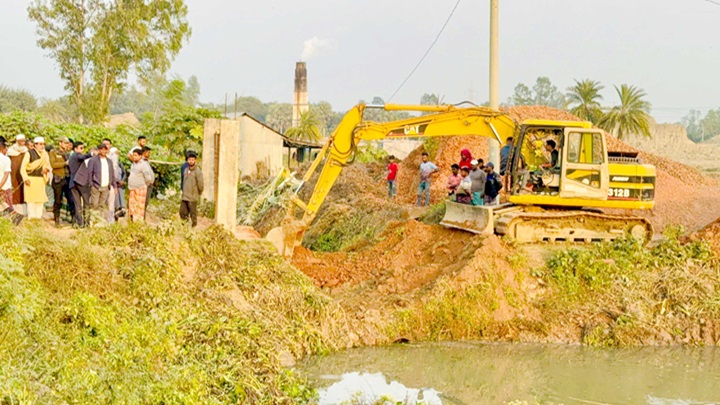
[2,0,719,122]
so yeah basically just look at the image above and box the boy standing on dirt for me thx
[456,167,472,204]
[387,155,398,199]
[446,164,461,200]
[418,152,439,207]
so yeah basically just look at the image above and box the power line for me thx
[387,0,462,102]
[702,0,720,6]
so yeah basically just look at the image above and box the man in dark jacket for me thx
[180,151,203,227]
[69,142,92,227]
[49,137,74,225]
[87,143,116,219]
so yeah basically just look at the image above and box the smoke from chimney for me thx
[292,61,308,128]
[301,36,333,61]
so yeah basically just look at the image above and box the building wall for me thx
[238,116,284,179]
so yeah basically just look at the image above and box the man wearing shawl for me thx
[459,148,473,170]
[20,137,51,219]
[6,134,28,209]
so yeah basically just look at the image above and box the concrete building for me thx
[201,113,322,229]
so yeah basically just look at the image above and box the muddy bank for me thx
[294,220,720,348]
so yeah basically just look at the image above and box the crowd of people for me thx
[385,138,513,207]
[384,135,566,206]
[0,134,204,228]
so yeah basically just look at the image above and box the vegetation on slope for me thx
[0,219,351,404]
[380,230,720,347]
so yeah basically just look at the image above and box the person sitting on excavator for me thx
[525,139,560,192]
[540,139,559,171]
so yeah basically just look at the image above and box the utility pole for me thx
[488,0,500,166]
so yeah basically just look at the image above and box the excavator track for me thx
[494,209,653,244]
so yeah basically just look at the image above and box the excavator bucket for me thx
[266,214,308,259]
[440,201,495,235]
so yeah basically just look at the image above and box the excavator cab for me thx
[442,122,653,242]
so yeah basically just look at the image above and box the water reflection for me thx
[300,342,720,404]
[318,372,442,404]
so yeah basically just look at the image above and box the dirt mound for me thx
[689,217,720,254]
[393,105,720,232]
[499,105,582,122]
[292,220,482,292]
[604,135,720,231]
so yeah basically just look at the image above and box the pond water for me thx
[299,342,720,404]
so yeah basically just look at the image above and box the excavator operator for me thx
[540,139,559,171]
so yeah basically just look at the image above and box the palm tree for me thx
[285,110,322,142]
[599,84,652,139]
[566,79,604,123]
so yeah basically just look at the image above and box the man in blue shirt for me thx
[418,151,439,206]
[499,137,514,176]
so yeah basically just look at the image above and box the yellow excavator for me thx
[267,103,655,258]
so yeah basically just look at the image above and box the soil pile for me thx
[500,105,582,122]
[604,135,720,231]
[690,217,720,254]
[394,105,720,232]
[293,220,481,291]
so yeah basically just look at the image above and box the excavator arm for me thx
[267,103,517,258]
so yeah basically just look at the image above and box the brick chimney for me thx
[292,61,308,127]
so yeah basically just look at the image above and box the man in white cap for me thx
[20,136,51,219]
[7,134,28,210]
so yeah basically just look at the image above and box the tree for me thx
[533,77,565,108]
[28,0,191,124]
[143,78,220,158]
[701,109,720,141]
[233,96,269,121]
[681,109,703,142]
[310,101,334,136]
[265,103,292,133]
[37,96,76,123]
[184,75,200,107]
[598,84,652,139]
[566,79,604,123]
[0,85,38,113]
[507,77,565,108]
[285,110,322,142]
[420,93,439,106]
[509,83,533,105]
